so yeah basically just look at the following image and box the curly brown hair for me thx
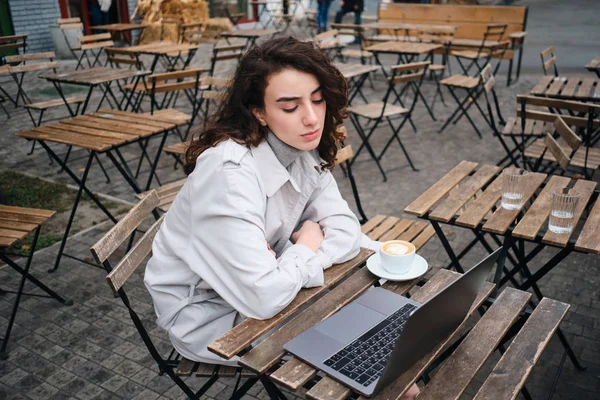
[184,36,348,175]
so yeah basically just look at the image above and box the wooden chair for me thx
[90,191,260,399]
[209,43,245,77]
[76,32,114,70]
[450,24,509,76]
[330,23,375,65]
[315,29,346,61]
[525,116,600,178]
[105,47,144,70]
[439,63,505,139]
[216,1,247,29]
[56,18,84,61]
[540,45,559,77]
[502,95,600,170]
[0,34,27,56]
[347,61,431,180]
[0,205,72,360]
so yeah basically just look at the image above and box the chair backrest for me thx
[543,133,571,170]
[200,77,232,118]
[209,44,245,76]
[0,34,27,55]
[334,126,367,224]
[554,116,582,153]
[516,95,600,130]
[105,48,143,69]
[187,27,223,45]
[4,51,55,65]
[381,61,430,117]
[90,190,173,380]
[540,46,558,76]
[148,68,209,114]
[78,33,114,50]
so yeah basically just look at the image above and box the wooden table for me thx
[221,29,278,48]
[16,110,178,272]
[365,41,441,120]
[404,160,598,371]
[40,67,150,115]
[530,75,600,102]
[0,206,72,360]
[91,23,148,45]
[334,62,381,104]
[585,57,600,78]
[200,220,569,400]
[117,42,199,72]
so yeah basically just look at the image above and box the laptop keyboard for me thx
[323,303,417,387]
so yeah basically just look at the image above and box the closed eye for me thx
[283,106,298,113]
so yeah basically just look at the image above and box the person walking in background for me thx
[334,0,363,26]
[317,0,333,32]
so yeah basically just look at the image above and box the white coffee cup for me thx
[379,240,416,275]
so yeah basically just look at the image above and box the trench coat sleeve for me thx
[187,161,324,321]
[299,170,362,270]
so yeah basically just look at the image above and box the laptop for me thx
[284,247,501,397]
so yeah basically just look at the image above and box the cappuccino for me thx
[382,242,414,256]
[379,240,416,275]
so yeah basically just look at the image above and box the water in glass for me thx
[548,188,580,234]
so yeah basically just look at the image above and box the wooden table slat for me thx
[45,122,135,141]
[306,378,351,400]
[545,78,567,96]
[482,172,547,235]
[90,112,175,130]
[473,298,569,400]
[574,195,600,254]
[0,205,55,218]
[530,76,553,95]
[368,217,401,240]
[575,77,595,99]
[207,248,373,360]
[417,287,531,400]
[397,220,427,242]
[361,215,387,236]
[378,220,414,242]
[429,164,500,223]
[454,175,504,229]
[17,130,111,152]
[34,126,125,146]
[0,220,39,232]
[542,179,597,247]
[405,161,478,216]
[512,175,572,240]
[560,78,580,97]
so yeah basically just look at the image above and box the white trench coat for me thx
[144,139,374,365]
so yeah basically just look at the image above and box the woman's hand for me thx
[291,221,324,252]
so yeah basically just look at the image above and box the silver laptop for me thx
[284,248,501,397]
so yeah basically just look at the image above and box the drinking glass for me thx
[549,188,581,234]
[501,168,529,210]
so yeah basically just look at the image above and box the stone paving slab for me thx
[1,27,599,400]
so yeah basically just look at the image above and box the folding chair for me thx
[216,1,247,29]
[438,63,504,139]
[540,45,559,77]
[0,205,72,360]
[199,76,232,120]
[90,191,260,400]
[525,116,600,179]
[499,95,600,170]
[76,32,114,70]
[336,127,368,224]
[416,28,455,108]
[315,29,346,62]
[330,23,375,66]
[208,43,245,77]
[5,52,59,107]
[57,18,84,61]
[347,61,430,181]
[0,34,27,56]
[105,47,144,70]
[450,24,508,76]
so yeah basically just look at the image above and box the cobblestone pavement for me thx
[1,23,599,400]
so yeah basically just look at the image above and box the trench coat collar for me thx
[251,140,322,197]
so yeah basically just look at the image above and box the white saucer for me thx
[366,253,428,282]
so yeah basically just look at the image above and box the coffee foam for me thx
[383,243,412,255]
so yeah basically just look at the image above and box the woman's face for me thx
[253,68,327,151]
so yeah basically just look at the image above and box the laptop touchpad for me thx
[315,302,386,344]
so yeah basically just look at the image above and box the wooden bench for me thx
[377,3,528,85]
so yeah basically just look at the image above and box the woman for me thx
[144,37,418,399]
